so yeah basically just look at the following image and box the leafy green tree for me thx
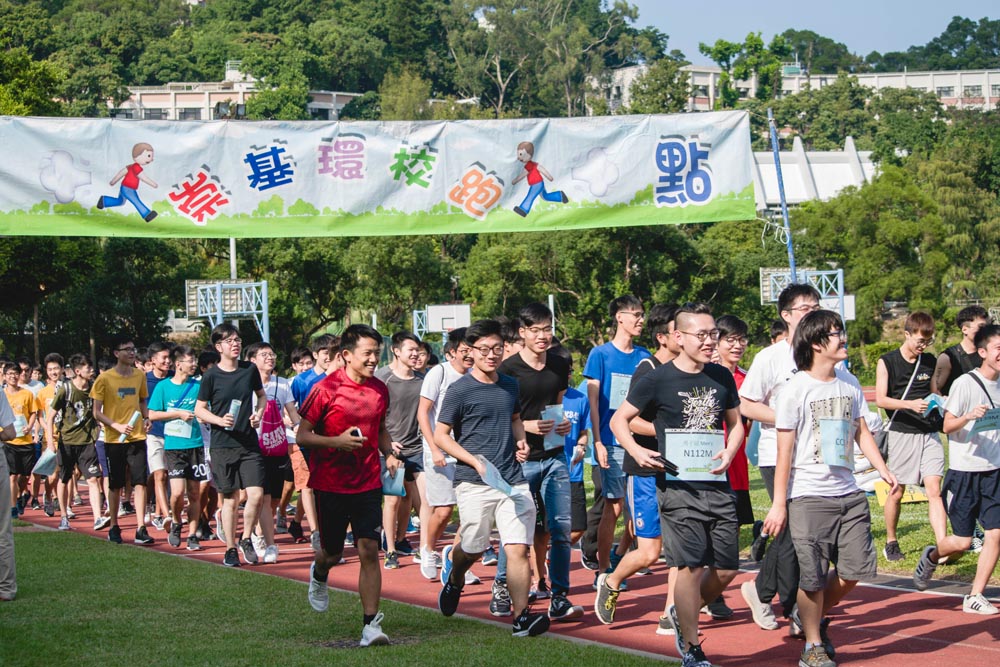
[779,29,863,74]
[698,38,742,108]
[379,67,432,121]
[0,48,64,116]
[626,55,690,114]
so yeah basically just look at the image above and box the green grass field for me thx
[0,529,668,667]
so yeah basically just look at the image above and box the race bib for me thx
[664,429,723,482]
[164,417,193,439]
[971,408,1000,434]
[12,414,27,436]
[609,372,631,411]
[819,417,852,468]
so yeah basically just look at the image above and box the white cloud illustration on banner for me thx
[571,147,619,198]
[39,151,92,204]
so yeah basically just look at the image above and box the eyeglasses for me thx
[908,335,935,347]
[256,352,277,359]
[525,326,553,335]
[825,330,847,340]
[473,345,505,357]
[722,336,748,346]
[785,304,822,314]
[116,346,136,353]
[619,311,645,319]
[219,337,242,346]
[679,329,721,342]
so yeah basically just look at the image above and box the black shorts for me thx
[57,443,101,482]
[658,482,739,570]
[105,440,148,490]
[315,487,383,555]
[402,451,424,482]
[262,454,292,497]
[943,468,1000,537]
[4,444,36,476]
[734,489,754,526]
[165,448,209,482]
[210,446,265,494]
[570,480,587,532]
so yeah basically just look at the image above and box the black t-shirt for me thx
[623,356,662,477]
[498,352,570,461]
[881,348,941,433]
[436,372,525,487]
[626,361,740,488]
[942,343,982,395]
[197,361,263,450]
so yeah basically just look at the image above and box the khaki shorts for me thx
[289,444,310,491]
[788,491,876,591]
[455,482,535,554]
[146,434,166,473]
[887,431,944,485]
[422,443,457,507]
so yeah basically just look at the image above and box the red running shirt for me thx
[299,368,389,494]
[726,366,750,491]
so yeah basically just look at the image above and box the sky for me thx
[630,0,997,65]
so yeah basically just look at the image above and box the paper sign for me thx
[541,404,564,451]
[819,417,853,468]
[923,394,945,417]
[164,414,193,439]
[971,408,1000,434]
[32,449,57,477]
[476,455,527,497]
[663,429,724,482]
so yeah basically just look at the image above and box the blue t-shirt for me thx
[582,342,651,447]
[148,377,203,450]
[145,370,173,438]
[291,368,324,406]
[562,385,589,483]
[436,372,525,488]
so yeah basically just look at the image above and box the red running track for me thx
[21,501,1000,666]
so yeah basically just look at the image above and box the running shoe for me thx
[394,538,414,555]
[264,544,279,564]
[251,534,266,559]
[214,509,226,544]
[464,570,481,585]
[913,545,938,591]
[549,593,584,621]
[420,547,439,580]
[288,519,304,542]
[168,523,182,548]
[681,643,713,667]
[440,545,454,585]
[58,517,71,531]
[223,547,241,567]
[788,605,805,638]
[94,515,111,531]
[439,579,463,617]
[594,572,620,625]
[799,645,835,667]
[275,513,288,534]
[308,562,329,612]
[134,526,155,545]
[667,604,685,657]
[490,579,512,617]
[151,515,166,531]
[702,595,734,619]
[532,578,551,600]
[964,593,999,615]
[883,540,904,562]
[741,580,779,630]
[512,609,550,637]
[384,551,399,570]
[186,535,201,551]
[359,611,389,647]
[481,545,498,566]
[239,538,258,565]
[970,524,985,553]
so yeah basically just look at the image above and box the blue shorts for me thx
[600,446,626,499]
[627,475,661,539]
[944,468,1000,537]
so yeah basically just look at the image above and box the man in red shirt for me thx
[97,142,158,222]
[297,324,400,647]
[512,141,568,217]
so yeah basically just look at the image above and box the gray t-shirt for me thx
[375,366,425,457]
[436,372,524,487]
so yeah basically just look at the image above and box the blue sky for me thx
[630,0,996,65]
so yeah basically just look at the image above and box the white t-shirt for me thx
[419,362,465,448]
[739,340,797,467]
[775,368,864,499]
[944,370,1000,472]
[254,375,296,443]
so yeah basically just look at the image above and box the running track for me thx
[21,505,1000,666]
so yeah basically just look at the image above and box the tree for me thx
[698,39,742,108]
[0,48,64,116]
[626,55,690,114]
[866,16,1000,71]
[732,32,791,101]
[379,68,432,121]
[780,29,862,74]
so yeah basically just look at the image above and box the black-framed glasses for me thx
[722,336,749,346]
[678,329,721,342]
[619,311,645,319]
[474,345,505,356]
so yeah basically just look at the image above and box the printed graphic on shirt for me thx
[804,394,855,464]
[680,386,721,430]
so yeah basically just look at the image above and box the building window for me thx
[935,86,955,97]
[178,108,202,121]
[111,109,134,119]
[143,108,167,120]
[992,84,1000,98]
[963,85,983,98]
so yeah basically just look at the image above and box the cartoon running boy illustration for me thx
[512,141,568,217]
[97,142,158,222]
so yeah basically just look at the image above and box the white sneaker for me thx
[311,531,322,554]
[464,570,481,585]
[963,593,999,615]
[359,611,390,647]
[420,547,438,580]
[264,544,279,564]
[214,509,226,544]
[251,534,266,558]
[741,580,779,630]
[308,562,329,612]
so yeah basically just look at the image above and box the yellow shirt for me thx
[4,387,39,446]
[36,383,59,438]
[90,367,148,443]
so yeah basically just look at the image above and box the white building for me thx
[110,61,362,121]
[600,63,1000,113]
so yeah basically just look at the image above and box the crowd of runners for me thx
[1,291,999,667]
